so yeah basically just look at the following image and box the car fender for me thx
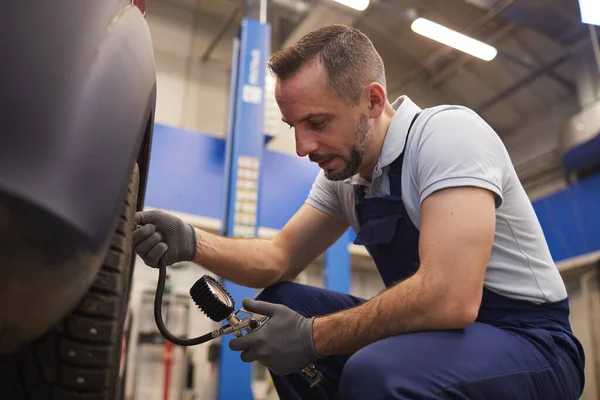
[0,1,156,251]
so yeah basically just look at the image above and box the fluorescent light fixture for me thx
[411,17,498,61]
[333,0,370,11]
[579,0,600,26]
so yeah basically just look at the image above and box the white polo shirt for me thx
[306,96,567,304]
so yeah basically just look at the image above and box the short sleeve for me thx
[305,170,347,221]
[415,108,506,208]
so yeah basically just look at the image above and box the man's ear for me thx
[366,82,386,119]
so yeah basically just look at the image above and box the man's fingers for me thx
[146,242,168,264]
[133,224,155,246]
[242,298,280,317]
[229,334,254,352]
[141,255,159,268]
[135,232,163,256]
[134,211,151,226]
[240,349,258,363]
[135,210,166,226]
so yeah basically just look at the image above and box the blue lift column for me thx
[325,230,352,293]
[219,16,271,400]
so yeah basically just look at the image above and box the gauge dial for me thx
[190,276,235,322]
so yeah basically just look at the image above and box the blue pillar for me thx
[324,229,352,293]
[219,18,271,400]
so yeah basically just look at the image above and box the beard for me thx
[310,113,371,181]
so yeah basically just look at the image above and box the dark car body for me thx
[0,0,155,362]
[0,0,154,252]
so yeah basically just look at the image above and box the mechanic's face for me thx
[275,60,372,181]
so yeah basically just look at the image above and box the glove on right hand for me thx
[133,210,197,267]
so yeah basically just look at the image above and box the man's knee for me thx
[340,346,404,400]
[257,282,364,321]
[255,281,302,307]
[339,342,434,400]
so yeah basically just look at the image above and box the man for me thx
[133,25,585,399]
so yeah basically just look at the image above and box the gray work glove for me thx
[133,210,197,267]
[229,298,321,376]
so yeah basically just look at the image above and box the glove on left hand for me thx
[229,298,321,376]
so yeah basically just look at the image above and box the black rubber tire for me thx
[0,165,139,400]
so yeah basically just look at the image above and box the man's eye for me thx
[310,121,326,130]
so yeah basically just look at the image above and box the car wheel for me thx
[0,164,139,400]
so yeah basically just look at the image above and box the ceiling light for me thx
[333,0,370,12]
[579,0,600,26]
[411,17,498,61]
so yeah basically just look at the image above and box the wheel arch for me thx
[0,1,157,252]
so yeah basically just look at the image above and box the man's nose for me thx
[295,131,319,158]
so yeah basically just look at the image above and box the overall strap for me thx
[357,111,422,202]
[389,111,422,175]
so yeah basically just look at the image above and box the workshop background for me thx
[122,0,600,399]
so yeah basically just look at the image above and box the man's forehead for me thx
[277,60,328,94]
[276,89,338,125]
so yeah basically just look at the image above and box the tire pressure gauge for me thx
[189,275,267,337]
[190,275,235,322]
[187,276,327,391]
[152,259,266,345]
[151,258,329,398]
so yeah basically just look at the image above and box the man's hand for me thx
[133,210,197,267]
[229,299,320,375]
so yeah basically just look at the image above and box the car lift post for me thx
[219,10,271,400]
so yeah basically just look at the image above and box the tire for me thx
[0,164,139,400]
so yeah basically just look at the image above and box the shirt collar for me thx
[344,95,422,186]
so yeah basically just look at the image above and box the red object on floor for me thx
[163,340,173,400]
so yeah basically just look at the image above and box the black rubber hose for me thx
[154,258,215,346]
[154,259,333,398]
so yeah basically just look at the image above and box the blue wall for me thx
[562,134,600,173]
[257,148,323,229]
[145,124,227,220]
[145,124,600,263]
[533,173,600,262]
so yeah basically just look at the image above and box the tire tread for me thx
[0,167,139,400]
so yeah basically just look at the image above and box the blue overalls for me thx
[257,113,586,399]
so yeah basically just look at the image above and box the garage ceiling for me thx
[267,0,589,136]
[150,0,595,162]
